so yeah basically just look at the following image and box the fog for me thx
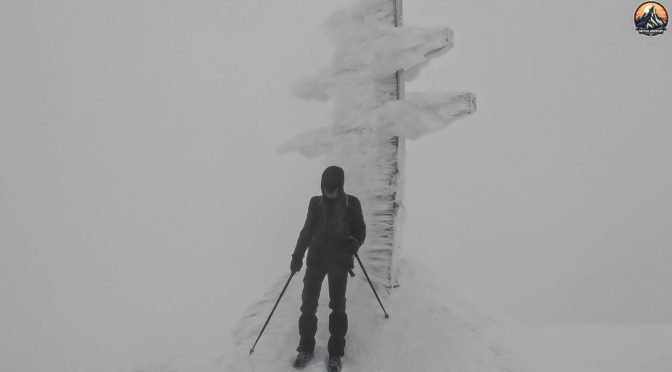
[1,1,670,372]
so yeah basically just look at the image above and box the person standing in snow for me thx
[290,165,366,371]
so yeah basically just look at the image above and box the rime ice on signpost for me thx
[278,0,476,289]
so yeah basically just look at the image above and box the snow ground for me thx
[225,258,527,372]
[140,258,528,372]
[527,323,672,372]
[135,258,672,372]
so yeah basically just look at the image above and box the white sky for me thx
[1,1,671,372]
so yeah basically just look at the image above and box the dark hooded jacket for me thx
[292,166,366,265]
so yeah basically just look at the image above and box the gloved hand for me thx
[290,254,303,273]
[345,255,355,271]
[345,236,361,255]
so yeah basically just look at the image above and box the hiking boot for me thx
[292,351,314,369]
[326,356,342,372]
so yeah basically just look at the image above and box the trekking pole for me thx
[249,271,296,355]
[354,253,390,319]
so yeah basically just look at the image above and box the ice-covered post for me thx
[278,0,476,289]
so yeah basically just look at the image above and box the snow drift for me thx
[219,258,526,372]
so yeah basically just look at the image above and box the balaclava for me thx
[321,165,345,200]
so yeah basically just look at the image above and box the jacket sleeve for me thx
[347,197,366,252]
[293,197,317,258]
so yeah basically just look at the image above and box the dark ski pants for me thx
[297,259,349,358]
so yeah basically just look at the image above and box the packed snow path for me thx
[225,259,524,372]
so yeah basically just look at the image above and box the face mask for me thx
[323,186,339,199]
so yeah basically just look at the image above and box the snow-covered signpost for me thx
[278,0,476,289]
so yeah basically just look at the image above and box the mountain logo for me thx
[634,2,668,36]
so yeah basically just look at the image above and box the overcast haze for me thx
[1,1,671,372]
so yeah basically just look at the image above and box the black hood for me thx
[321,165,345,199]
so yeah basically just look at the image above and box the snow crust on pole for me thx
[277,90,476,156]
[373,91,477,140]
[290,21,454,112]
